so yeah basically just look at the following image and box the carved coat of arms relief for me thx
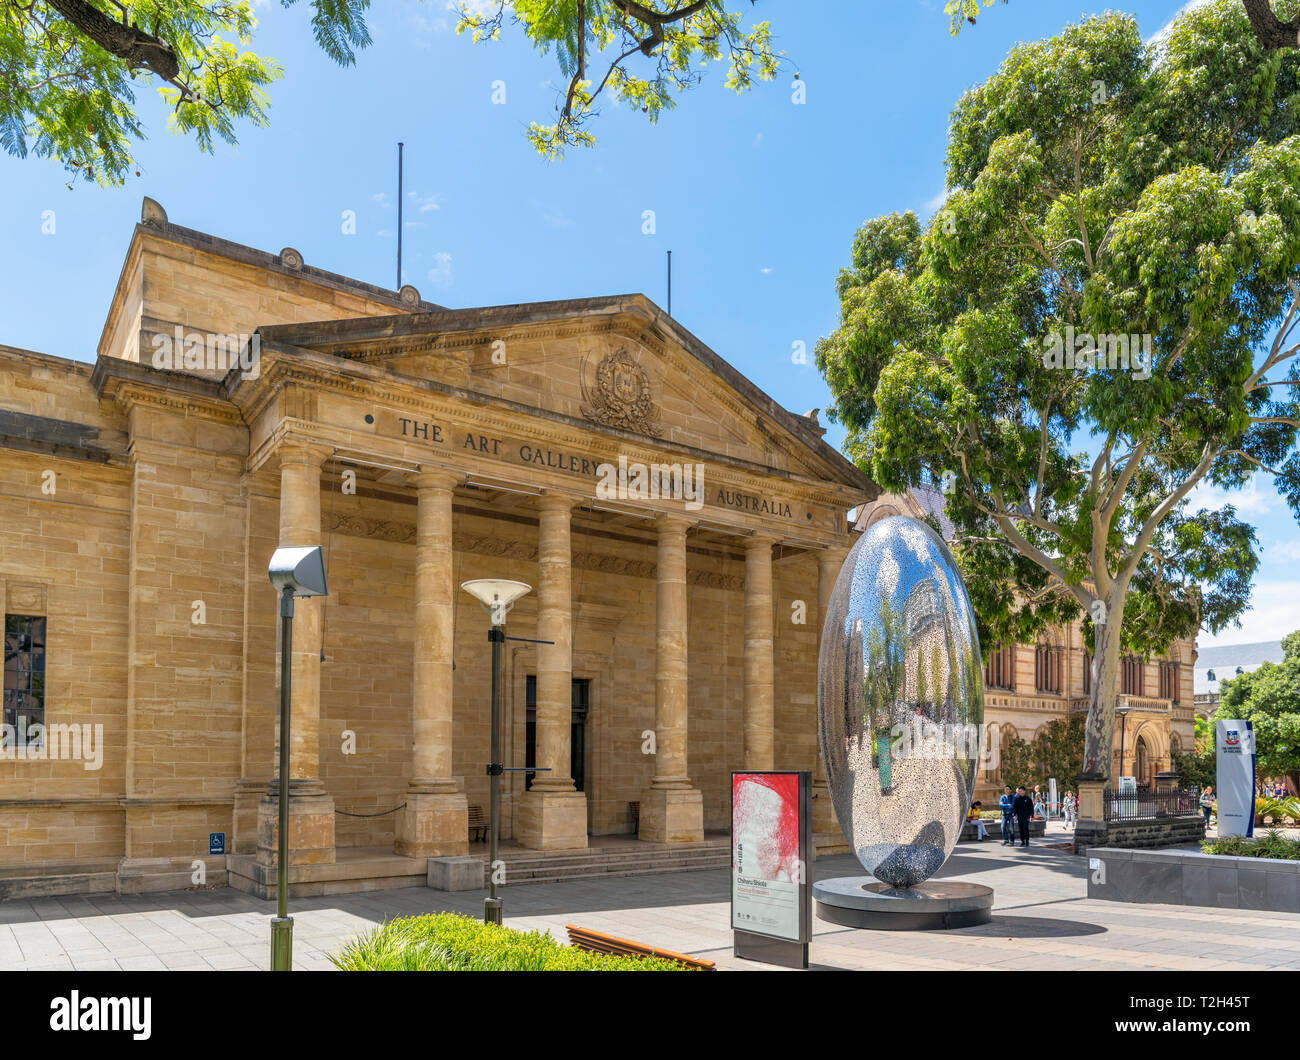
[579,347,662,437]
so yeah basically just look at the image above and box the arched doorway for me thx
[1135,735,1151,789]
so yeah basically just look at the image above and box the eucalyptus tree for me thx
[947,0,1300,51]
[817,3,1300,778]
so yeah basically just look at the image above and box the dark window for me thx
[3,614,46,745]
[1159,661,1180,703]
[1082,651,1093,696]
[1035,644,1063,694]
[524,676,590,793]
[984,644,1014,690]
[1122,656,1144,697]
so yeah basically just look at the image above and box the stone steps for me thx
[479,840,731,887]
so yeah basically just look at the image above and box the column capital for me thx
[818,543,852,567]
[656,515,695,536]
[409,468,464,492]
[744,533,779,552]
[537,492,581,514]
[276,440,333,470]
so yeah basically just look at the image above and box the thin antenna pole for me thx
[397,142,404,288]
[667,249,672,317]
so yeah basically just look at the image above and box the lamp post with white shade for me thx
[459,579,551,925]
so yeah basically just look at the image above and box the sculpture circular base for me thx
[813,877,994,930]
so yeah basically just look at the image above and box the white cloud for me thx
[1200,579,1300,647]
[1185,476,1279,519]
[760,266,773,275]
[1268,538,1300,562]
[409,191,441,214]
[753,132,765,147]
[925,187,949,213]
[373,191,391,207]
[428,252,453,288]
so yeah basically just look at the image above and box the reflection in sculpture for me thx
[818,516,984,887]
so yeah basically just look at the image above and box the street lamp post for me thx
[459,578,542,925]
[266,545,329,972]
[1116,703,1131,785]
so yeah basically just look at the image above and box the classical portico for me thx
[0,208,879,898]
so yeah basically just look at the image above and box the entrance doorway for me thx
[525,676,590,793]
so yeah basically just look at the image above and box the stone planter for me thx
[1086,846,1300,913]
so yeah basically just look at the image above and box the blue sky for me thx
[0,0,1295,646]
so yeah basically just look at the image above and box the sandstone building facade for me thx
[0,202,875,898]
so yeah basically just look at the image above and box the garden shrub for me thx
[330,912,692,971]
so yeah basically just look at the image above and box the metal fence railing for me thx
[1104,788,1202,822]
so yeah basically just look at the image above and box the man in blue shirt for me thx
[998,785,1015,846]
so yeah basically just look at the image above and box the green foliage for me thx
[1,0,372,186]
[1203,829,1300,858]
[945,0,1300,53]
[1255,795,1300,823]
[998,713,1085,789]
[451,0,780,158]
[1218,629,1300,776]
[1173,744,1216,792]
[330,912,690,971]
[818,1,1300,774]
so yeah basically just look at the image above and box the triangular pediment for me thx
[256,295,875,494]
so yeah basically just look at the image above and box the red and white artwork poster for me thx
[731,772,802,941]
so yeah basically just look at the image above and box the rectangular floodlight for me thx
[268,545,329,597]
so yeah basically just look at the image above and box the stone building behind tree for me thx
[856,485,1197,804]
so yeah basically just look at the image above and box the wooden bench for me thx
[467,805,487,843]
[565,925,716,971]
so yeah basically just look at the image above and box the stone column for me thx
[395,470,468,858]
[1073,772,1108,854]
[518,495,587,849]
[640,518,704,842]
[257,442,335,868]
[813,546,850,837]
[743,535,777,771]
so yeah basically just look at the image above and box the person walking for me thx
[1062,790,1077,830]
[1200,786,1214,828]
[1012,785,1034,847]
[998,784,1016,845]
[1032,786,1048,823]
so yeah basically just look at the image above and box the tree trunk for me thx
[1241,0,1300,50]
[1082,592,1125,782]
[45,0,181,80]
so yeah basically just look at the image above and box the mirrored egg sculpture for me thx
[818,516,984,888]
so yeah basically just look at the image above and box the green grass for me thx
[1202,830,1300,860]
[329,912,692,971]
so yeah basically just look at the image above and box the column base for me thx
[256,781,336,867]
[638,786,704,843]
[517,789,588,850]
[812,780,838,835]
[233,777,268,856]
[395,790,468,858]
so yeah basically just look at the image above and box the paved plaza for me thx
[2,824,1297,972]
